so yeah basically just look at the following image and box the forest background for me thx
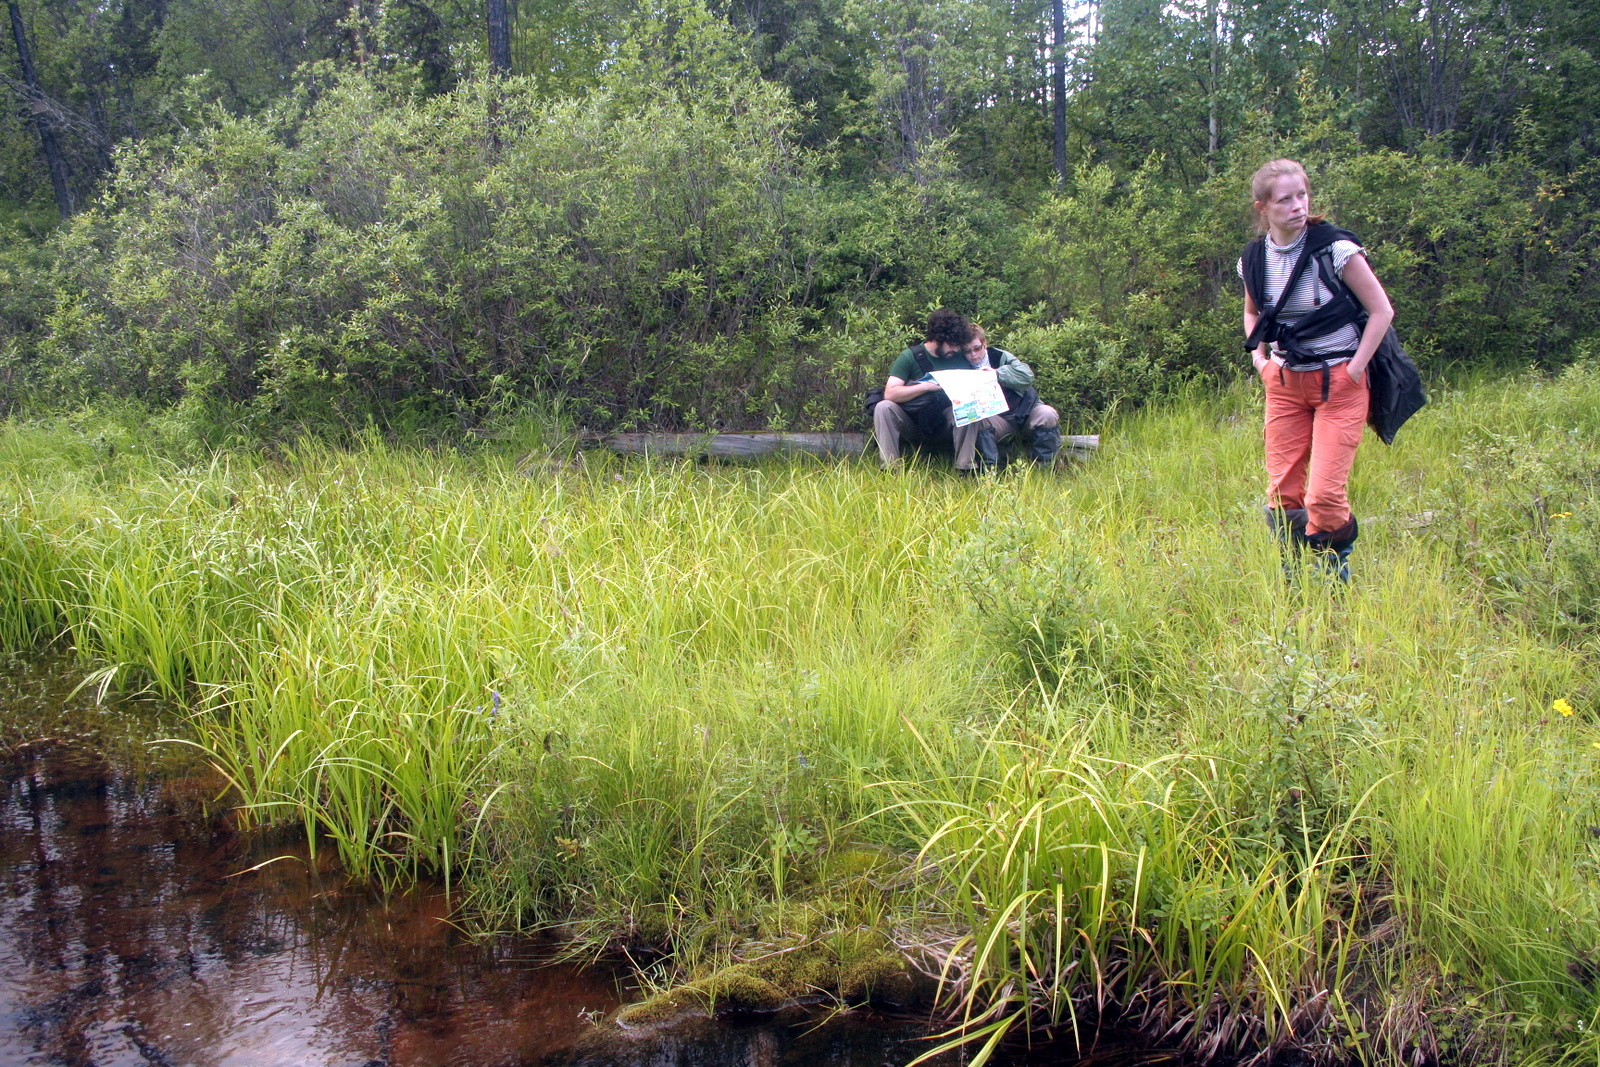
[0,0,1594,439]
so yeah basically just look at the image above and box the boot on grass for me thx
[1306,515,1358,583]
[1030,425,1062,466]
[1265,506,1312,582]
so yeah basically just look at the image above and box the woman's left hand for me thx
[1345,362,1366,385]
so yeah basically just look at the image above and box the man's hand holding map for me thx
[929,369,1008,427]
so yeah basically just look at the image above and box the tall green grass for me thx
[1,366,1598,1063]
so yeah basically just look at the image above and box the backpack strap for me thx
[1247,227,1371,363]
[896,345,954,438]
[1242,236,1321,353]
[1312,246,1349,304]
[1241,236,1267,314]
[1308,227,1366,302]
[1288,245,1369,346]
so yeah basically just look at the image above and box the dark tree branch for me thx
[6,0,73,217]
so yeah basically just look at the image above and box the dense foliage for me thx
[0,0,1596,435]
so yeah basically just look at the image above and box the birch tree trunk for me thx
[1206,0,1218,171]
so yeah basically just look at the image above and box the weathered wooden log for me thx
[601,432,865,459]
[595,431,1100,461]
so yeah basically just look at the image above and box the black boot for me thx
[975,427,1000,470]
[1265,507,1311,582]
[1306,515,1358,582]
[1265,506,1311,547]
[1029,425,1062,465]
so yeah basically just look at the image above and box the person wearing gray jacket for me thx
[952,325,1062,469]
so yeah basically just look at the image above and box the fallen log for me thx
[595,431,1100,461]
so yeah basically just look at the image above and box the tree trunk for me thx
[1206,0,1218,171]
[7,0,72,218]
[1052,0,1067,184]
[487,0,511,74]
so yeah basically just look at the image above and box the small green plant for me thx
[943,506,1162,698]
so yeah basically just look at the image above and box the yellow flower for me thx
[1555,698,1576,717]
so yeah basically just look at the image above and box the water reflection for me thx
[1,739,621,1067]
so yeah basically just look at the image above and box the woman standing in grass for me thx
[1240,159,1395,580]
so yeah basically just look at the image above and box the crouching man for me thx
[870,309,977,469]
[952,325,1062,469]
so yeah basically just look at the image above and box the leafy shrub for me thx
[1316,147,1600,369]
[45,58,824,438]
[10,50,1600,439]
[0,229,60,416]
[997,317,1162,430]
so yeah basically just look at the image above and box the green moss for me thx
[838,952,922,1006]
[614,947,923,1029]
[631,907,672,945]
[746,950,838,994]
[821,846,897,882]
[613,988,703,1029]
[691,965,787,1011]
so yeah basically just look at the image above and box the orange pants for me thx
[1262,362,1369,536]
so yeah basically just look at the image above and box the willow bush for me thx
[45,58,823,437]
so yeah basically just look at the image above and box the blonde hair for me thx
[969,324,988,346]
[1249,158,1325,233]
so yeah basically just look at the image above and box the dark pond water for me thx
[0,654,1161,1067]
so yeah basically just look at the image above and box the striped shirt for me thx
[1237,230,1365,367]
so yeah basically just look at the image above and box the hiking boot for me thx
[1265,506,1311,547]
[975,427,1000,470]
[1265,507,1312,582]
[1029,425,1062,465]
[1306,515,1358,583]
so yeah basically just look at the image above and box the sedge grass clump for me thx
[880,713,1378,1066]
[941,505,1169,700]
